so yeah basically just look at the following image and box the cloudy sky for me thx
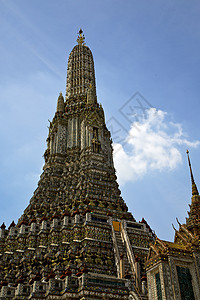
[0,0,200,241]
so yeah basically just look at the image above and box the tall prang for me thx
[0,30,154,300]
[22,29,129,222]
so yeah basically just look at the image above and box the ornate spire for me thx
[56,92,64,113]
[77,28,86,45]
[186,150,199,196]
[66,30,96,100]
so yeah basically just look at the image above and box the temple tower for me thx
[0,30,154,300]
[23,30,129,221]
[185,150,200,236]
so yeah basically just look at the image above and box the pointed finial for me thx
[172,223,176,231]
[176,217,181,226]
[0,222,6,229]
[77,28,86,45]
[56,92,64,113]
[186,150,199,196]
[8,221,15,229]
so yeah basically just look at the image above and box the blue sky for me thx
[0,0,200,241]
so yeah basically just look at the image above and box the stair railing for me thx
[110,221,121,278]
[121,222,145,300]
[121,221,136,276]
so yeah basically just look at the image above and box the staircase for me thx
[115,231,133,277]
[111,222,148,300]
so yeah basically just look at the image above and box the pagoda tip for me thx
[186,150,199,196]
[77,28,86,45]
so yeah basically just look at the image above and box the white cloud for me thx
[114,108,200,185]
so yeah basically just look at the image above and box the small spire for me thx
[56,92,64,113]
[186,150,199,196]
[8,220,15,229]
[77,28,86,45]
[172,223,176,231]
[176,217,181,226]
[0,222,6,229]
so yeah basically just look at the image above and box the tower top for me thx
[66,30,96,100]
[56,91,64,113]
[186,150,199,196]
[77,28,86,45]
[186,150,200,235]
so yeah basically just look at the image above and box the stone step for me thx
[114,231,133,276]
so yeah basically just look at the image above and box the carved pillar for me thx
[86,213,91,222]
[30,221,36,233]
[75,214,80,224]
[41,220,47,231]
[141,277,147,295]
[63,216,69,226]
[19,224,26,235]
[135,256,141,292]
